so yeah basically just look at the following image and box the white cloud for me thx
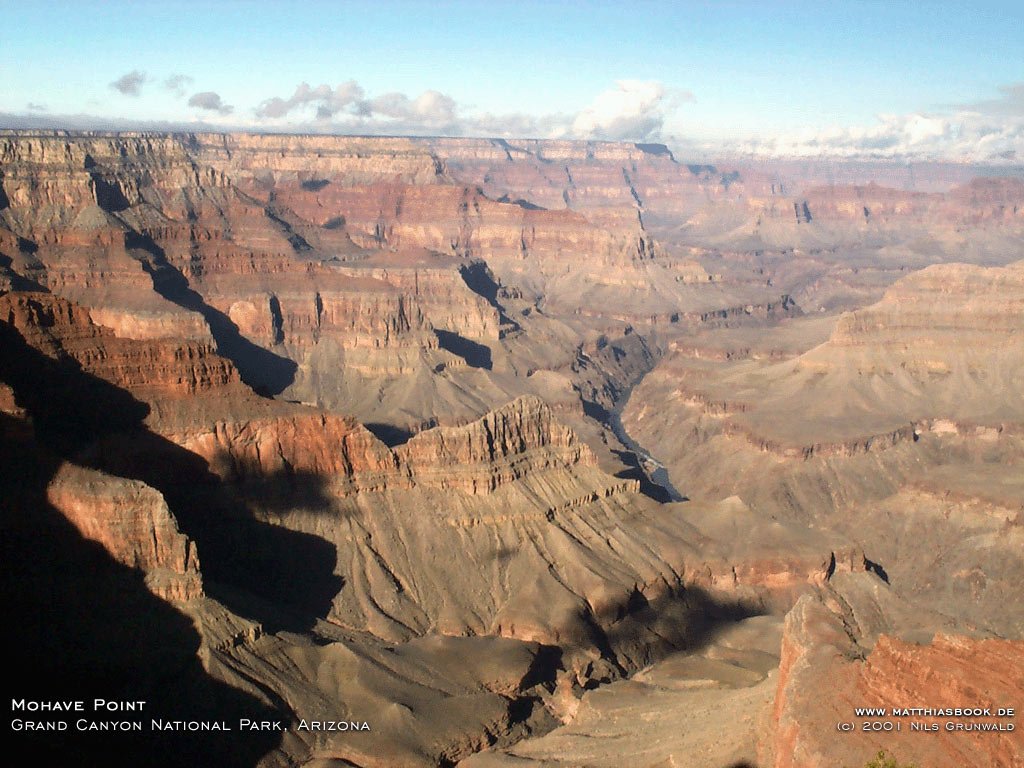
[255,82,461,132]
[255,81,365,119]
[252,79,691,142]
[682,99,1024,163]
[39,75,1024,162]
[366,89,458,125]
[570,80,690,141]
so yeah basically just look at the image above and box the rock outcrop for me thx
[768,573,1023,768]
[1,290,237,396]
[46,463,202,600]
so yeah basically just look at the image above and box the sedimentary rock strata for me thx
[2,130,1022,767]
[768,573,1023,768]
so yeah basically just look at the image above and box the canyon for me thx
[1,130,1021,768]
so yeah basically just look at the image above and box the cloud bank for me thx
[661,81,1024,163]
[571,81,692,141]
[256,80,365,119]
[253,79,683,141]
[692,104,1024,163]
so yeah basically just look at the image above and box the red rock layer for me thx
[0,291,238,397]
[174,395,594,497]
[769,579,1024,768]
[266,179,654,272]
[395,395,594,494]
[2,286,591,501]
[172,412,398,487]
[46,464,203,601]
[790,177,1024,226]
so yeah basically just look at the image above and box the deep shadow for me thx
[89,172,132,212]
[0,309,342,635]
[495,194,546,211]
[101,427,345,632]
[611,447,677,504]
[687,163,718,176]
[17,233,39,254]
[864,557,891,584]
[300,178,330,192]
[364,421,416,447]
[263,202,313,253]
[518,645,565,691]
[0,329,287,766]
[580,396,611,423]
[720,170,742,189]
[0,252,48,291]
[268,294,284,344]
[458,261,520,331]
[634,142,674,159]
[459,260,501,304]
[435,329,492,370]
[124,231,298,395]
[584,585,766,675]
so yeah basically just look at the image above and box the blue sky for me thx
[2,1,1022,159]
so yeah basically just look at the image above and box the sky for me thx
[1,0,1022,161]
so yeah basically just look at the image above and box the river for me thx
[607,392,686,503]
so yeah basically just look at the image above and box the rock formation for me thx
[2,129,1022,767]
[768,573,1023,768]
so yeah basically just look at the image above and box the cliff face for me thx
[828,260,1024,353]
[0,131,669,419]
[628,261,1024,460]
[423,137,739,219]
[0,132,730,311]
[13,131,1016,433]
[0,291,238,397]
[0,277,841,697]
[394,394,592,494]
[769,573,1024,768]
[793,177,1024,226]
[621,259,1024,646]
[46,463,203,601]
[787,261,1024,433]
[169,394,593,497]
[0,286,588,496]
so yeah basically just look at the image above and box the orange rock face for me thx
[394,395,594,494]
[46,463,203,601]
[172,411,398,486]
[856,635,1024,765]
[768,575,1024,768]
[0,291,239,397]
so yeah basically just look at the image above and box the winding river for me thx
[607,392,686,503]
